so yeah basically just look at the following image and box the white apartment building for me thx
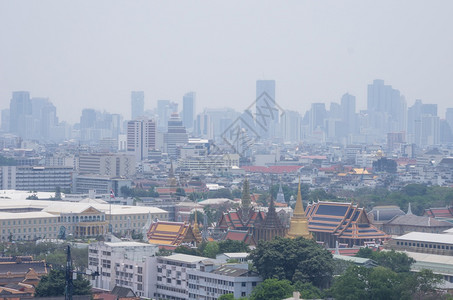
[0,166,73,192]
[88,241,158,298]
[78,153,136,177]
[156,254,262,300]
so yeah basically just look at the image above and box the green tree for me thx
[218,294,235,300]
[54,186,62,200]
[329,266,370,300]
[373,250,414,273]
[218,240,248,253]
[293,281,323,299]
[373,157,397,173]
[249,279,293,300]
[203,241,219,258]
[174,245,201,256]
[249,237,334,288]
[35,269,91,297]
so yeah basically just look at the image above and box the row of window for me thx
[2,219,57,225]
[2,227,56,234]
[396,241,453,250]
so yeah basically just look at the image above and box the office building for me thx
[9,91,32,139]
[78,153,136,177]
[341,93,357,135]
[256,80,278,139]
[182,92,196,131]
[157,100,178,131]
[131,91,145,120]
[164,114,188,159]
[127,119,156,161]
[367,80,406,138]
[88,241,158,298]
[0,166,73,192]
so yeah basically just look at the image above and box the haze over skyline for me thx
[1,1,453,124]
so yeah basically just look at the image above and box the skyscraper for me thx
[131,91,145,120]
[367,80,406,138]
[157,100,178,131]
[127,118,156,161]
[164,113,188,159]
[256,80,278,139]
[341,93,357,135]
[182,92,196,131]
[9,91,32,138]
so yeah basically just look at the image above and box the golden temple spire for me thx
[286,178,312,239]
[293,178,306,218]
[192,210,202,243]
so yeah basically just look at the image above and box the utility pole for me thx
[65,245,98,300]
[65,245,73,300]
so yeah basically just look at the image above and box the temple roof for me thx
[424,207,453,219]
[147,221,198,246]
[306,201,389,240]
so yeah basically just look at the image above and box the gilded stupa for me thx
[192,210,202,243]
[286,180,312,239]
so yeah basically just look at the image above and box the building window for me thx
[167,278,171,284]
[241,282,246,287]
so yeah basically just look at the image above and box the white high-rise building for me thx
[127,119,156,161]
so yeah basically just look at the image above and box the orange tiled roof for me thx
[147,221,194,246]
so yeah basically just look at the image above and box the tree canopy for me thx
[35,269,91,297]
[248,237,334,288]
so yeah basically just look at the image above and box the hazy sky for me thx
[1,1,453,124]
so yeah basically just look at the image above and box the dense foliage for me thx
[351,184,453,215]
[0,242,88,270]
[35,269,92,297]
[329,250,443,300]
[248,237,334,288]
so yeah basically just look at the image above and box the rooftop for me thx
[395,232,453,245]
[162,254,208,263]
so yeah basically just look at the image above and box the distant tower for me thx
[182,92,196,131]
[256,80,278,139]
[276,183,286,204]
[286,180,312,239]
[131,91,145,120]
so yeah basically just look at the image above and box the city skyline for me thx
[1,1,453,124]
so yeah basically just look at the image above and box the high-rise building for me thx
[341,93,357,135]
[1,109,10,132]
[256,80,278,139]
[157,100,178,131]
[309,103,327,133]
[407,100,438,146]
[280,110,300,143]
[127,118,156,161]
[182,92,196,131]
[367,80,406,138]
[421,115,440,146]
[9,91,32,138]
[446,108,453,131]
[131,91,145,120]
[164,114,188,159]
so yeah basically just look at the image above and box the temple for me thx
[286,181,312,239]
[305,201,389,247]
[147,220,200,248]
[217,178,287,242]
[253,196,287,241]
[217,178,265,232]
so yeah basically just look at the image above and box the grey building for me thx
[182,92,196,131]
[131,91,145,120]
